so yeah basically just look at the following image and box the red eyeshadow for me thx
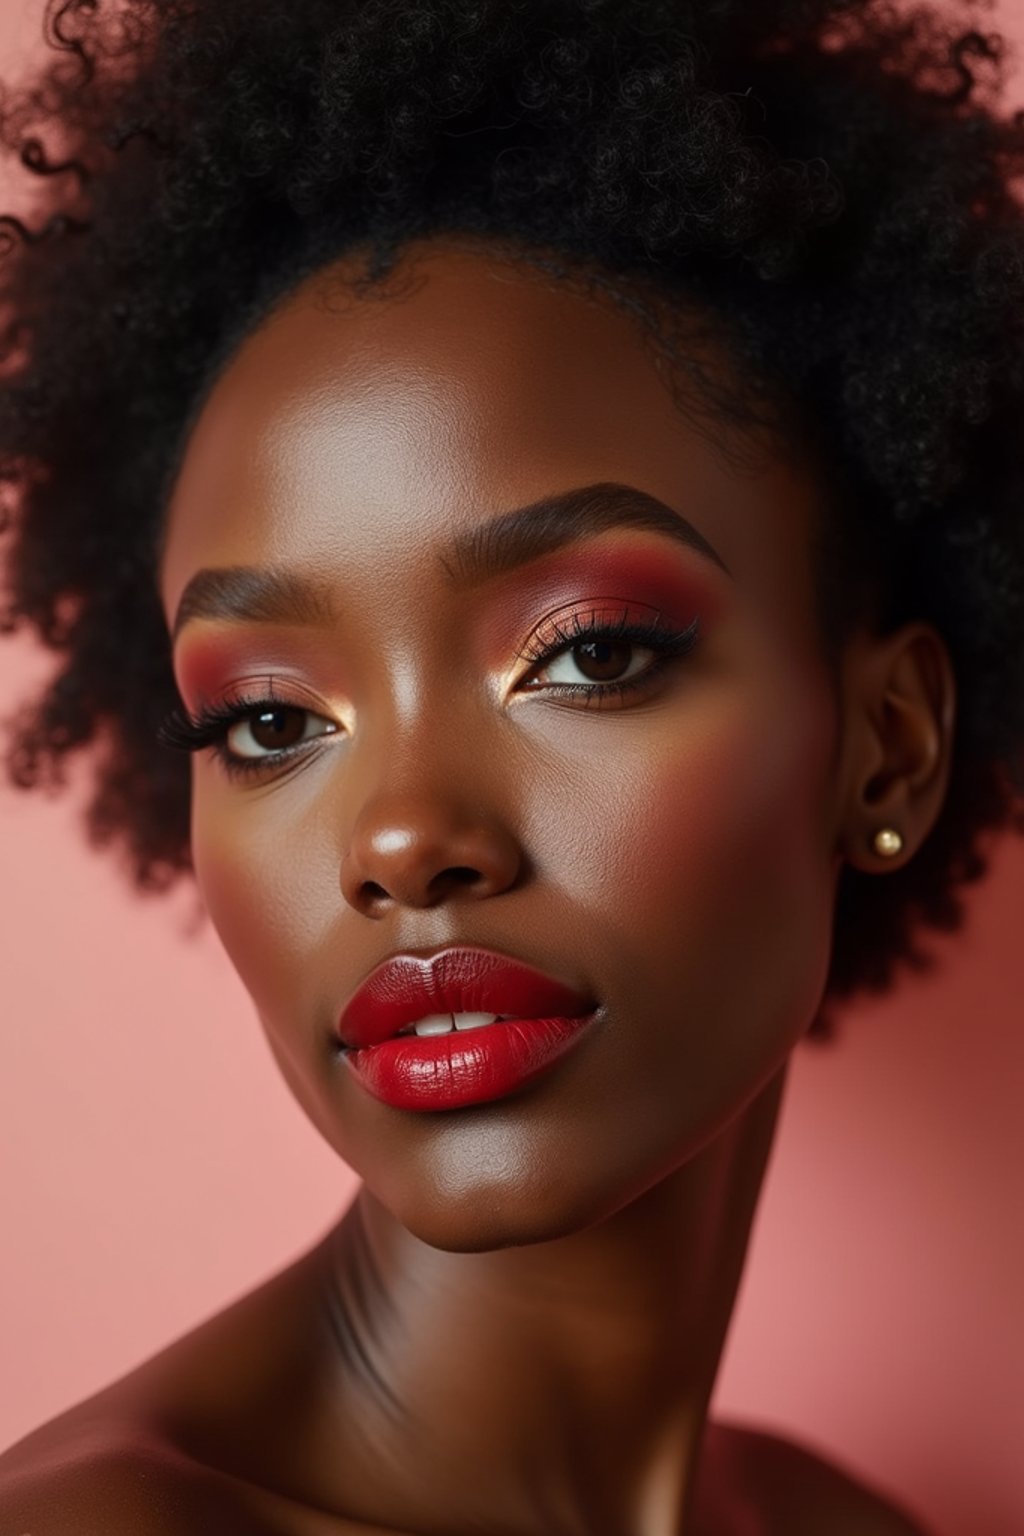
[173,630,333,710]
[172,536,729,703]
[479,538,728,657]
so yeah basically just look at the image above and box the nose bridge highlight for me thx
[338,705,523,911]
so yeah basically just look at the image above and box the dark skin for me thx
[0,235,954,1534]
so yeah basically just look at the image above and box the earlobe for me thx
[836,621,957,874]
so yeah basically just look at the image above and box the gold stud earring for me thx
[872,827,904,857]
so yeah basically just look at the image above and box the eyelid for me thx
[517,596,688,650]
[508,596,699,681]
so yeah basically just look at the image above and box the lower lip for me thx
[342,1013,598,1112]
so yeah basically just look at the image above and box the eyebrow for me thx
[170,481,732,642]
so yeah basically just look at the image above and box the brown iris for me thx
[243,706,308,753]
[571,639,634,682]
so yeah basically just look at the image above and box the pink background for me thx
[1,3,1023,1532]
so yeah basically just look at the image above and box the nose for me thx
[339,780,525,916]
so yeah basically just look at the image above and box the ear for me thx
[834,620,957,873]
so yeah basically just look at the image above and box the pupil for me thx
[251,707,303,750]
[577,639,630,681]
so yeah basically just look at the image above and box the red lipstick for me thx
[337,946,598,1112]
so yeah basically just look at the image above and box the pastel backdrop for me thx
[1,2,1022,1533]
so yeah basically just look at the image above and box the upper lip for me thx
[337,945,596,1049]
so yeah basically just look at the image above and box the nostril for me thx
[415,866,486,904]
[427,866,487,897]
[448,867,481,885]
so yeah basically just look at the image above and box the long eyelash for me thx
[518,607,699,665]
[156,695,271,753]
[157,688,309,778]
[518,608,701,706]
[156,611,702,775]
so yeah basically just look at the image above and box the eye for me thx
[532,634,656,689]
[517,605,702,706]
[156,690,340,778]
[224,704,336,760]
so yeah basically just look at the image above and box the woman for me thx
[0,0,1021,1530]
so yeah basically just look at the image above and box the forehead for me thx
[159,238,825,634]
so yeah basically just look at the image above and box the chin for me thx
[363,1149,654,1255]
[385,1203,604,1255]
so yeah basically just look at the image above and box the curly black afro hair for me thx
[2,0,1023,1041]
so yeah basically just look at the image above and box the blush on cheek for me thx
[636,682,836,1027]
[190,793,291,1010]
[192,799,344,1127]
[191,797,256,972]
[192,782,344,1029]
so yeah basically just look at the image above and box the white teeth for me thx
[452,1011,502,1032]
[411,1013,457,1037]
[406,1011,504,1038]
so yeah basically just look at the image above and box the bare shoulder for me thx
[0,1246,330,1535]
[0,1409,390,1536]
[702,1419,931,1536]
[0,1422,278,1536]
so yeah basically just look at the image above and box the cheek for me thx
[694,704,834,987]
[190,768,341,1028]
[192,780,354,1149]
[553,656,840,1056]
[648,695,831,936]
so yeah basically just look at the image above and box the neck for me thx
[308,1063,789,1536]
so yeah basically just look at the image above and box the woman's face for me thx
[159,237,845,1250]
